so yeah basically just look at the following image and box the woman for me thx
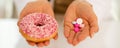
[19,0,99,47]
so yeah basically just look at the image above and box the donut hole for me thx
[36,24,42,26]
[35,23,45,27]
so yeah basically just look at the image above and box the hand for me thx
[27,35,58,47]
[64,0,99,46]
[19,0,58,47]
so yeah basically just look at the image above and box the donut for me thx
[18,13,58,42]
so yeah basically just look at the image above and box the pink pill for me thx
[74,23,79,27]
[74,27,80,33]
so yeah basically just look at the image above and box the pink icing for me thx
[19,13,58,38]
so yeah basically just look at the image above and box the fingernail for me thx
[68,39,72,44]
[90,32,94,38]
[72,39,77,46]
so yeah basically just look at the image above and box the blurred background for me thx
[0,0,120,48]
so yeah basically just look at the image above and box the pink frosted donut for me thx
[19,13,58,41]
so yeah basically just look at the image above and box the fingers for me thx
[72,32,81,46]
[37,40,50,47]
[27,40,36,46]
[72,20,89,46]
[64,21,74,38]
[77,25,89,43]
[64,26,70,38]
[44,40,50,46]
[27,40,50,47]
[89,25,99,38]
[67,31,75,44]
[64,1,77,39]
[89,17,99,38]
[84,5,99,38]
[37,42,44,47]
[53,33,58,40]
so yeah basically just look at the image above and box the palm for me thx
[64,0,99,46]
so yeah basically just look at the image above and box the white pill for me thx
[76,18,83,24]
[72,21,77,24]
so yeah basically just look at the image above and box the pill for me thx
[72,21,77,24]
[74,23,79,27]
[76,18,83,24]
[74,27,80,32]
